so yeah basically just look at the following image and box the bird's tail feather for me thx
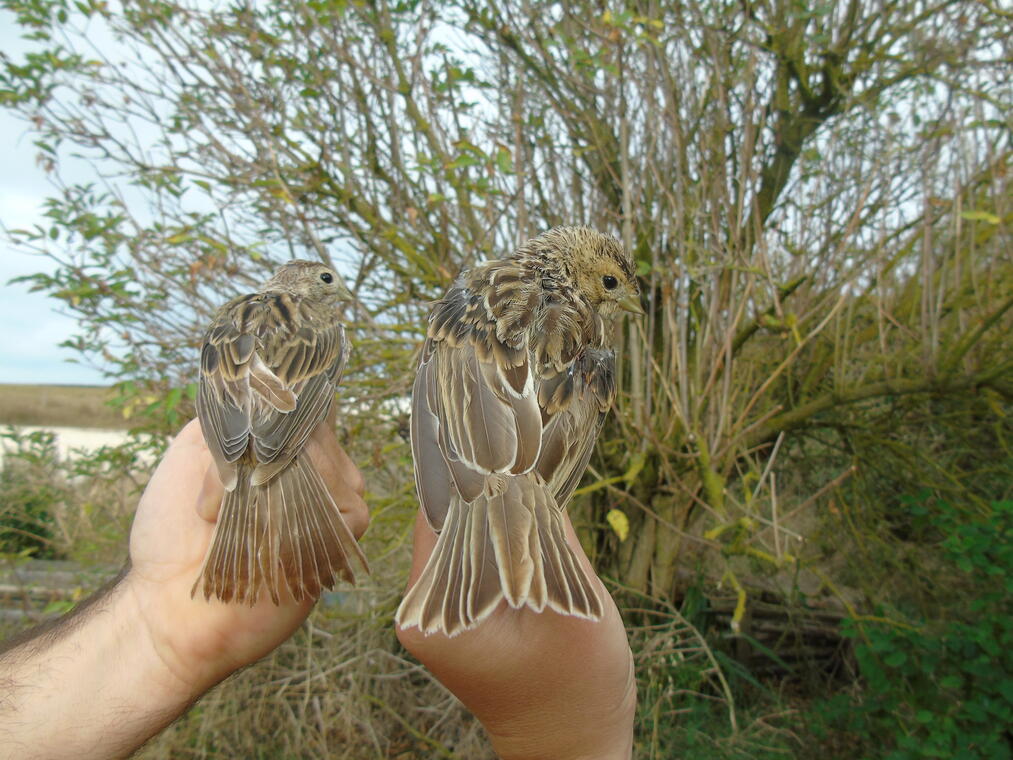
[193,456,368,605]
[396,474,602,636]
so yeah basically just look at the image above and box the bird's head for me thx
[264,259,353,304]
[548,227,643,319]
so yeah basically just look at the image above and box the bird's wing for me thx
[197,293,347,488]
[248,300,348,483]
[410,340,455,531]
[534,348,616,507]
[261,306,348,389]
[197,295,262,490]
[411,283,541,531]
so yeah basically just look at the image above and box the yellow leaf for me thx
[623,450,646,485]
[198,235,228,252]
[606,508,630,542]
[601,9,613,24]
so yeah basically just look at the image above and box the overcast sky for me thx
[1,10,108,386]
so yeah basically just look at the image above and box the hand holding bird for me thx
[194,260,369,605]
[397,227,642,636]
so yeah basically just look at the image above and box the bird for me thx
[193,259,368,605]
[396,226,643,636]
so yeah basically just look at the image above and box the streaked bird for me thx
[397,226,643,636]
[194,259,368,605]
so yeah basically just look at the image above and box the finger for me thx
[174,417,208,448]
[175,419,224,523]
[406,509,438,587]
[331,482,369,541]
[195,462,225,522]
[306,423,370,540]
[395,511,440,648]
[559,511,626,644]
[310,422,365,496]
[559,509,604,586]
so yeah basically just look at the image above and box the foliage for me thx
[0,427,68,558]
[810,497,1013,759]
[0,424,152,565]
[1,0,1009,597]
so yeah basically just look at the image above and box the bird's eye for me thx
[602,275,619,290]
[320,272,333,284]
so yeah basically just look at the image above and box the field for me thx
[0,384,128,430]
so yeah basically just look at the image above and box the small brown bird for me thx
[194,259,368,605]
[396,226,642,636]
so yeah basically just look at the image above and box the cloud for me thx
[0,110,104,385]
[0,275,106,384]
[0,11,107,386]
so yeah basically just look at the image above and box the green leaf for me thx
[495,146,513,174]
[960,210,1000,224]
[884,649,908,667]
[939,674,962,689]
[165,386,183,410]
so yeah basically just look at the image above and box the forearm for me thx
[0,572,202,760]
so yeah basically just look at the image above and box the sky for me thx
[0,116,108,386]
[0,10,108,386]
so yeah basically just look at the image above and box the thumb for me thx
[406,510,439,588]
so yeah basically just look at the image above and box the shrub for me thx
[0,427,69,559]
[811,498,1013,759]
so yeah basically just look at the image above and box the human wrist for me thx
[486,705,635,760]
[116,571,217,704]
[483,670,637,760]
[120,568,229,699]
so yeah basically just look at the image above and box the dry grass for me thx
[138,584,496,760]
[0,384,128,430]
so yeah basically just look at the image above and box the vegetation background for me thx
[1,0,1010,757]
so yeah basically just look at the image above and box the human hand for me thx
[125,418,368,695]
[396,510,636,760]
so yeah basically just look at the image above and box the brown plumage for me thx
[396,226,643,636]
[194,259,368,605]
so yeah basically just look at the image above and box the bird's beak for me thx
[333,279,355,303]
[619,294,645,315]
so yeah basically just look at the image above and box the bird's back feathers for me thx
[195,261,365,604]
[398,227,635,635]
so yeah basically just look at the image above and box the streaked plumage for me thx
[194,259,368,605]
[397,226,642,636]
